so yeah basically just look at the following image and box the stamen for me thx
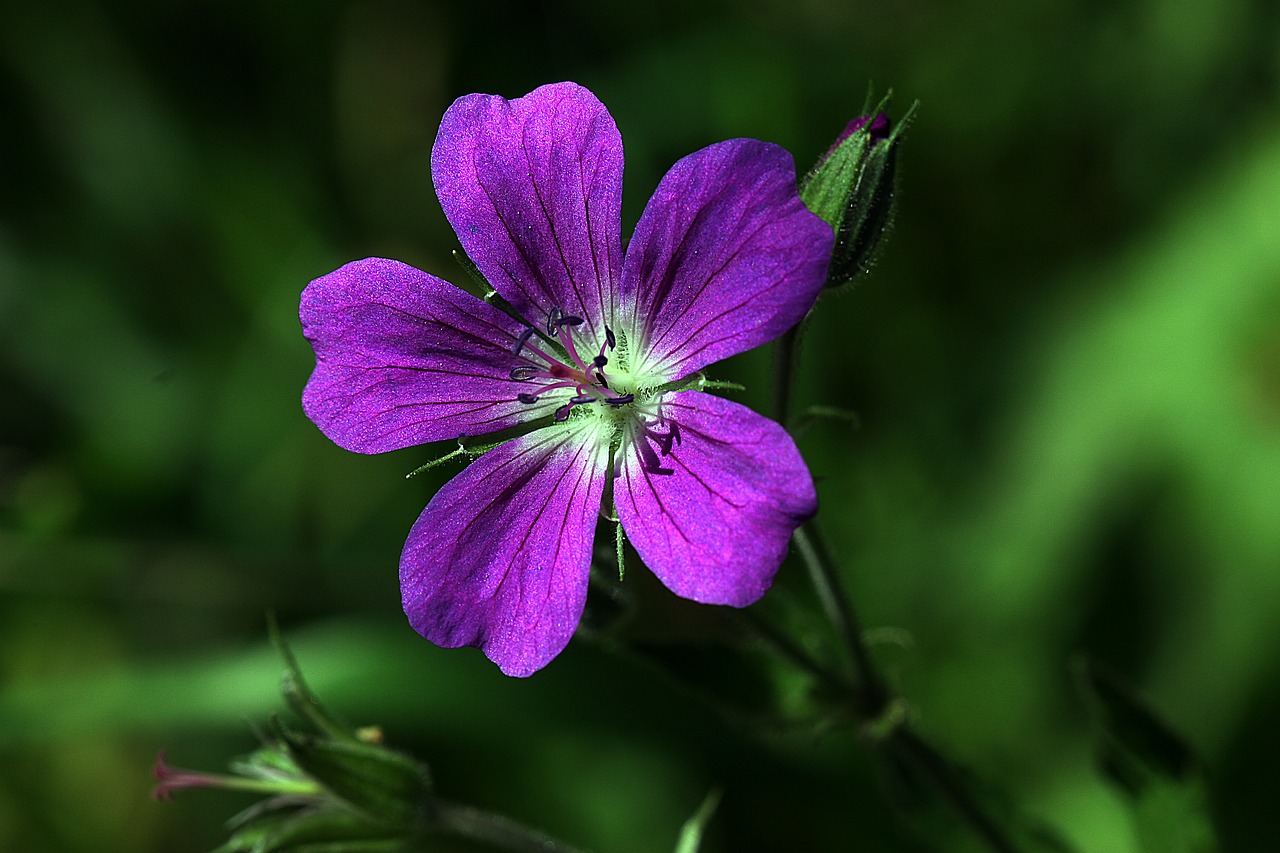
[512,327,536,356]
[534,379,582,396]
[518,339,559,369]
[511,309,638,417]
[554,314,586,371]
[593,329,614,366]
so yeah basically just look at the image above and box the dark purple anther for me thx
[604,326,616,349]
[509,366,538,381]
[592,355,608,368]
[512,327,536,355]
[558,314,584,328]
[607,394,635,407]
[553,404,572,422]
[595,372,609,388]
[517,392,538,404]
[546,307,562,335]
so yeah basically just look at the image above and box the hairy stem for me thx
[738,608,853,694]
[432,800,593,853]
[792,523,889,716]
[771,325,801,429]
[889,729,1022,853]
[774,321,887,713]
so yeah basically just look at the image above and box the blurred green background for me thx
[2,0,1278,850]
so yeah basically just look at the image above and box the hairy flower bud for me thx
[154,630,433,852]
[801,100,913,288]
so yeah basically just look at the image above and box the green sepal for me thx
[217,744,320,800]
[216,803,405,853]
[451,248,491,296]
[273,719,433,831]
[614,520,626,582]
[695,379,746,393]
[227,744,305,782]
[655,372,745,396]
[789,405,861,438]
[1076,659,1220,853]
[405,444,467,479]
[270,617,358,745]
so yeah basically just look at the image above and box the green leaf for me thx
[674,788,721,853]
[1076,660,1220,853]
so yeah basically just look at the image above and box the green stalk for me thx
[431,800,594,853]
[772,308,1022,853]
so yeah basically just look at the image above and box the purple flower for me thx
[821,112,891,164]
[301,82,834,676]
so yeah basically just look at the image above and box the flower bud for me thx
[801,100,913,288]
[276,720,433,829]
[153,630,434,851]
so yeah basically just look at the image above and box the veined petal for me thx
[400,421,609,677]
[432,82,623,337]
[620,140,833,381]
[615,391,816,606]
[301,258,555,453]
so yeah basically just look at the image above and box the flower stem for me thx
[888,728,1023,853]
[738,608,852,694]
[774,316,885,710]
[432,799,593,853]
[772,325,801,429]
[773,310,1022,853]
[792,523,889,717]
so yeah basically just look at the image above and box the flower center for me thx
[508,307,636,423]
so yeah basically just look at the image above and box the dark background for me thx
[2,0,1278,850]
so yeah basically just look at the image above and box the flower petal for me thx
[615,391,816,606]
[400,421,609,677]
[620,140,833,380]
[301,257,555,453]
[432,82,623,337]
